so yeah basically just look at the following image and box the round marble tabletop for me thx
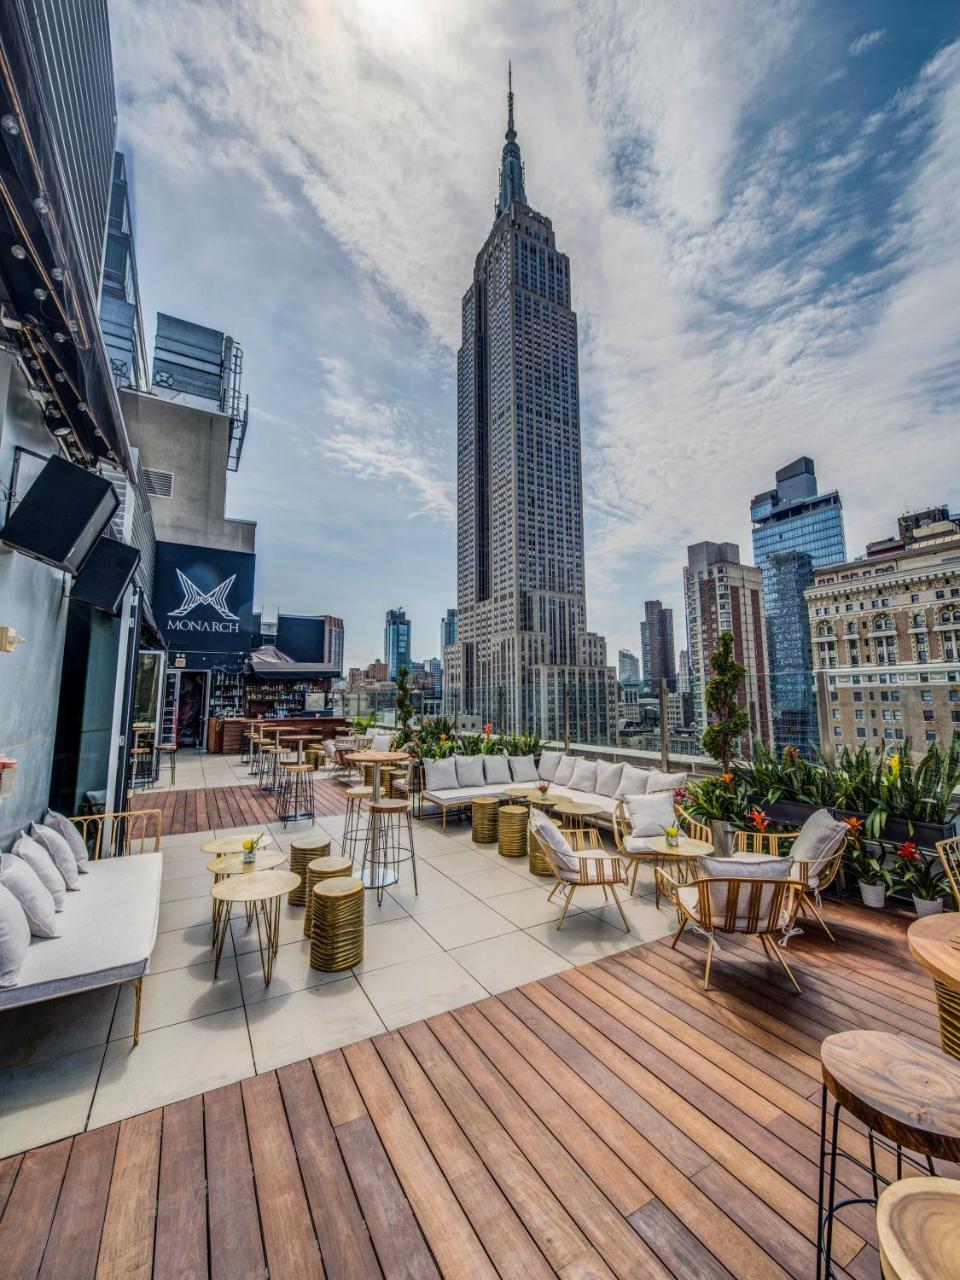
[206,850,287,876]
[199,832,276,856]
[211,869,301,904]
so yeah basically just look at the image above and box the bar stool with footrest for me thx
[343,785,372,866]
[155,743,177,786]
[310,877,364,971]
[277,760,315,827]
[304,852,347,938]
[816,1028,960,1280]
[361,798,417,905]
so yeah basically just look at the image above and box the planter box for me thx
[761,799,819,829]
[878,815,959,850]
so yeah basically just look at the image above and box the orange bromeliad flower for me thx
[721,772,734,787]
[749,807,769,832]
[842,816,864,835]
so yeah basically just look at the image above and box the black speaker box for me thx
[0,455,119,573]
[71,537,141,614]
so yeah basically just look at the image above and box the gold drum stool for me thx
[289,834,332,906]
[472,796,499,844]
[498,805,528,858]
[380,768,397,798]
[363,763,376,788]
[304,854,350,937]
[310,877,364,971]
[528,816,562,877]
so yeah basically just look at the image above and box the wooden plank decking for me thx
[0,901,949,1279]
[130,780,348,835]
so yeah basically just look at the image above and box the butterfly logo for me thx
[168,569,239,620]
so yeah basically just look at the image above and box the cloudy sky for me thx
[111,0,960,671]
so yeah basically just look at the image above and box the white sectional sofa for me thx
[421,750,686,831]
[0,833,162,1046]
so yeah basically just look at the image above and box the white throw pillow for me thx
[12,833,65,910]
[509,755,539,783]
[624,791,677,839]
[44,809,89,873]
[615,765,652,800]
[569,760,598,794]
[647,770,686,794]
[31,823,80,891]
[483,755,512,785]
[0,882,30,987]
[699,855,795,931]
[0,853,58,938]
[790,809,847,885]
[423,757,458,792]
[529,807,578,873]
[553,755,577,787]
[370,734,393,753]
[537,750,563,782]
[455,755,486,788]
[595,762,624,797]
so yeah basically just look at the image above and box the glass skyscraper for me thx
[384,607,412,681]
[750,457,845,755]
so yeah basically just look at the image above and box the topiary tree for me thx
[395,665,414,734]
[701,631,750,771]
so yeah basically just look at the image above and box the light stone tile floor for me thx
[0,750,676,1156]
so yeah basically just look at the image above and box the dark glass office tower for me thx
[25,0,117,297]
[446,69,615,740]
[751,457,846,755]
[100,153,149,390]
[384,607,412,681]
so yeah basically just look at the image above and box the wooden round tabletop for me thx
[877,1177,960,1280]
[820,1029,960,1162]
[553,800,603,816]
[347,750,408,764]
[645,836,714,857]
[206,850,286,876]
[200,833,275,855]
[908,914,960,993]
[211,869,301,904]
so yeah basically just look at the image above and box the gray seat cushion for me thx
[790,809,848,886]
[0,853,162,1008]
[483,755,512,785]
[538,750,563,782]
[509,755,539,783]
[569,760,598,793]
[423,757,458,792]
[0,853,59,938]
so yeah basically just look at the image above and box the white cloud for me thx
[849,29,887,58]
[111,1,960,663]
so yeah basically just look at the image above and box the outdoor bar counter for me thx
[207,716,351,754]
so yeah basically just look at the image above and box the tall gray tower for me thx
[445,69,616,742]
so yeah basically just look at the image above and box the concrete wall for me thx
[120,389,255,553]
[0,353,70,842]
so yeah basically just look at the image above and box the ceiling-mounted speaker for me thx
[0,455,118,573]
[71,537,140,614]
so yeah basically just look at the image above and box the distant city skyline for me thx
[110,2,960,666]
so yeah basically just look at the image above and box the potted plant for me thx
[681,773,749,856]
[878,739,960,847]
[701,632,750,774]
[843,819,892,907]
[892,840,950,916]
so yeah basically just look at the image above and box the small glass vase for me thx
[242,844,257,866]
[665,830,680,849]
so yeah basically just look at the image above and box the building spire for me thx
[496,60,526,218]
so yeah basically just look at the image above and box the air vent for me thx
[142,467,174,498]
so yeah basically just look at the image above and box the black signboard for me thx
[153,541,255,655]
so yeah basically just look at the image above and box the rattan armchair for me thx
[69,809,162,859]
[938,837,960,910]
[529,818,631,932]
[731,825,846,942]
[655,865,805,991]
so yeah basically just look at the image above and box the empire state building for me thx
[445,70,616,742]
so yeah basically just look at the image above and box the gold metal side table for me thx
[498,804,528,858]
[211,869,300,985]
[304,855,353,938]
[288,834,332,906]
[310,877,364,971]
[472,796,499,844]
